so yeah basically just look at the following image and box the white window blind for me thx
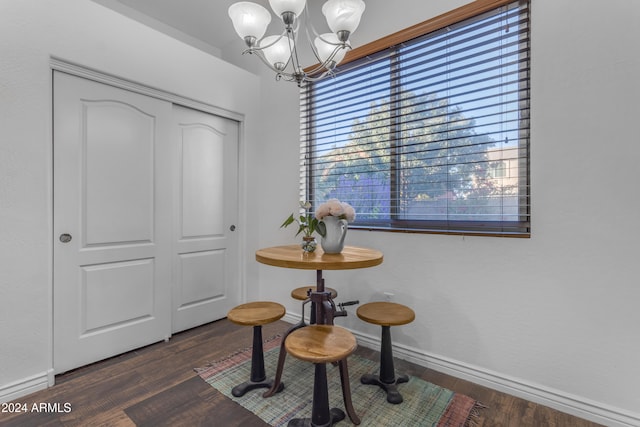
[300,0,530,236]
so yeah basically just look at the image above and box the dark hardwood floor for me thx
[0,319,602,426]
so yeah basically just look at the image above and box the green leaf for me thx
[316,221,326,237]
[280,213,295,228]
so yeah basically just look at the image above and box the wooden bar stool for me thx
[356,302,415,404]
[291,285,338,302]
[291,285,337,325]
[285,325,360,426]
[227,301,286,397]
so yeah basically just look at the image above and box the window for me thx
[300,0,530,236]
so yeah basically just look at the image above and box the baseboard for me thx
[281,314,639,427]
[352,330,639,427]
[0,370,54,403]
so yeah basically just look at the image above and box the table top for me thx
[256,245,383,270]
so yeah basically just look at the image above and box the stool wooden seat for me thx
[227,301,286,397]
[291,286,338,301]
[285,325,360,426]
[357,302,415,404]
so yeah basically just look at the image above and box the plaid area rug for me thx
[195,337,483,426]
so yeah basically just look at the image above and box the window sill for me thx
[349,225,531,238]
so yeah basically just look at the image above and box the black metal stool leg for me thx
[232,325,283,397]
[288,363,345,427]
[360,325,408,404]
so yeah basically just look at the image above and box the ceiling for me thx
[94,0,330,57]
[93,0,447,74]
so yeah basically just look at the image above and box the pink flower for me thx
[315,203,331,220]
[315,199,356,222]
[341,202,356,222]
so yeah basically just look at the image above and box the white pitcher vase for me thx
[320,215,348,254]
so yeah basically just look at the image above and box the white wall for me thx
[0,0,261,401]
[244,1,640,426]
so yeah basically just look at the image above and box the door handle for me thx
[59,233,72,243]
[229,225,236,232]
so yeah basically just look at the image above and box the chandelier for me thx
[228,0,366,86]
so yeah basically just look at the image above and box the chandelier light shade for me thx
[261,35,293,70]
[322,0,366,35]
[315,33,348,65]
[227,2,272,42]
[268,0,306,19]
[228,0,366,86]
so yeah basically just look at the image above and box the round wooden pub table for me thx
[256,245,383,324]
[256,244,383,424]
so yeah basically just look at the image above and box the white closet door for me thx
[172,105,240,333]
[53,72,173,373]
